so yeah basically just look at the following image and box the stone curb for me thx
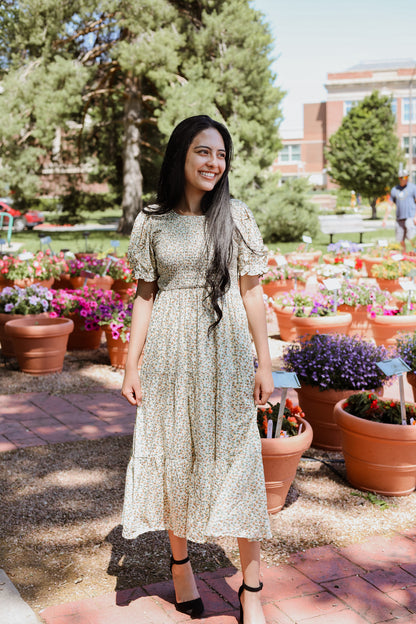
[0,569,41,624]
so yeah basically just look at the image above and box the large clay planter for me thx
[104,328,144,370]
[69,275,114,290]
[270,303,297,342]
[370,314,416,347]
[111,279,137,302]
[291,312,352,341]
[361,255,384,277]
[0,277,14,292]
[53,273,72,289]
[334,398,416,496]
[5,317,73,375]
[375,278,402,293]
[286,251,322,266]
[104,328,128,369]
[261,416,313,513]
[67,313,103,351]
[262,280,295,299]
[338,304,373,340]
[296,385,361,450]
[0,312,49,358]
[11,277,54,288]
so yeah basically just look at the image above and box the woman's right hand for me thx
[121,369,142,406]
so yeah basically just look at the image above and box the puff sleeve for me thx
[232,199,268,277]
[127,211,158,282]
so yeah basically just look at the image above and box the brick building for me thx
[273,59,416,188]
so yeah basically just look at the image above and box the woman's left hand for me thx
[254,366,274,405]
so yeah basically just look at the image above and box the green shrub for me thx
[253,178,319,243]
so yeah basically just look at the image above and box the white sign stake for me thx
[271,371,301,438]
[376,358,411,426]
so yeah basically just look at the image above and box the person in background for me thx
[383,168,416,252]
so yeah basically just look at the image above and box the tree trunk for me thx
[370,197,378,220]
[118,77,143,234]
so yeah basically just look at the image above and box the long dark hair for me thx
[145,115,236,332]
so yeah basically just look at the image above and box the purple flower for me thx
[4,303,14,312]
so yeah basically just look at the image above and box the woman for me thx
[121,115,273,624]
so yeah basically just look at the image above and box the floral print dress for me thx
[122,199,272,542]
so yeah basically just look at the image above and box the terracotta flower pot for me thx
[370,314,416,347]
[270,303,297,342]
[53,273,72,289]
[286,251,322,265]
[69,275,114,290]
[5,317,73,375]
[361,255,384,277]
[111,279,137,302]
[338,304,373,340]
[296,385,362,450]
[262,279,295,298]
[104,328,144,370]
[375,278,402,293]
[0,312,49,358]
[291,312,352,341]
[11,277,54,289]
[0,277,14,292]
[104,328,129,369]
[334,398,416,496]
[67,314,103,351]
[261,416,313,513]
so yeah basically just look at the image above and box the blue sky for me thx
[251,0,416,135]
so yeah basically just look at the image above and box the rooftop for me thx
[347,58,416,72]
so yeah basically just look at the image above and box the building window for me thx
[279,144,301,163]
[344,100,358,115]
[403,136,416,158]
[391,98,397,118]
[402,98,416,123]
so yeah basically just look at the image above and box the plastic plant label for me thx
[275,255,287,267]
[107,255,118,262]
[376,358,410,376]
[18,252,34,261]
[323,277,342,291]
[267,419,273,439]
[272,371,300,389]
[302,235,312,244]
[399,279,416,291]
[391,253,404,262]
[110,240,120,247]
[340,241,351,249]
[80,270,96,279]
[344,258,355,268]
[378,239,388,247]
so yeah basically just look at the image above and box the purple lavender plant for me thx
[283,334,389,391]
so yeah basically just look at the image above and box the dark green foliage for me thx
[344,391,416,425]
[326,91,403,219]
[0,0,283,231]
[252,177,319,243]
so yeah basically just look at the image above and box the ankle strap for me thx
[171,555,190,566]
[242,581,263,592]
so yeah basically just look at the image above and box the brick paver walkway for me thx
[1,378,415,623]
[39,530,416,623]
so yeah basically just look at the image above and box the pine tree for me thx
[326,91,403,219]
[0,1,283,232]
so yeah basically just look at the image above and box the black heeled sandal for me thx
[238,580,264,624]
[170,555,204,618]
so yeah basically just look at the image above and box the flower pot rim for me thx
[260,415,313,450]
[5,317,74,336]
[334,398,416,440]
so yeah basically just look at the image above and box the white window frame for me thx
[279,144,301,163]
[402,98,416,124]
